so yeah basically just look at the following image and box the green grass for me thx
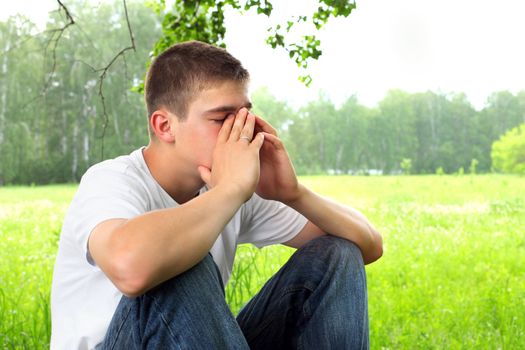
[1,175,524,349]
[0,185,75,349]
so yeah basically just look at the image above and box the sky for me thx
[2,0,525,110]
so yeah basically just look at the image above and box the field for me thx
[1,175,524,349]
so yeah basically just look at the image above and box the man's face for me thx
[174,80,251,170]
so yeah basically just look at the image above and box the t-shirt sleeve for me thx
[65,163,149,265]
[237,194,308,248]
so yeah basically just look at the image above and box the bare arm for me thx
[89,185,245,297]
[89,110,264,297]
[284,184,383,264]
[254,117,383,264]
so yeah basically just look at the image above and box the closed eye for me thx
[211,114,232,124]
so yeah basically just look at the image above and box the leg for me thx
[237,235,369,350]
[100,254,249,350]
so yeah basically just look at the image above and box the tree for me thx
[491,124,525,175]
[7,0,358,165]
[440,93,477,173]
[146,0,357,86]
[375,90,418,173]
[478,91,525,171]
[0,1,161,184]
[0,16,46,184]
[411,91,444,173]
[287,94,336,174]
[250,86,295,137]
[400,158,412,175]
[4,1,525,183]
[337,95,370,173]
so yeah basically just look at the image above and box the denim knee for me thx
[105,253,248,349]
[302,235,364,269]
[144,253,223,298]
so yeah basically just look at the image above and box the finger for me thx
[198,166,212,187]
[217,114,235,143]
[250,132,265,150]
[260,132,284,150]
[229,108,249,141]
[254,116,277,136]
[239,112,256,141]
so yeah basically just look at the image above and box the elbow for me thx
[114,276,149,298]
[374,230,384,259]
[107,250,151,298]
[364,230,383,264]
[373,240,384,261]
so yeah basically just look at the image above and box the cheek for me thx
[207,124,222,143]
[195,126,221,164]
[189,124,219,144]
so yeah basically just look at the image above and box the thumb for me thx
[198,165,212,187]
[250,132,265,150]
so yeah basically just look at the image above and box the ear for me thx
[150,109,177,143]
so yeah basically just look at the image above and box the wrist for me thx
[283,183,308,208]
[214,182,253,205]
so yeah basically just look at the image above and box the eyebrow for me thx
[204,101,253,115]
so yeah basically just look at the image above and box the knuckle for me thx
[232,126,241,134]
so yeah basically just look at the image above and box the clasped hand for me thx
[198,108,302,204]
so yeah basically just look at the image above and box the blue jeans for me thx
[99,235,369,349]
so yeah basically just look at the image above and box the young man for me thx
[51,40,382,350]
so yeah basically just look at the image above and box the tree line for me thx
[1,1,524,185]
[254,88,525,175]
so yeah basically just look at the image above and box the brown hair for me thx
[144,41,249,122]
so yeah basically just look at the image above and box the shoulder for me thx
[64,149,153,235]
[84,149,141,178]
[72,148,157,210]
[80,148,150,187]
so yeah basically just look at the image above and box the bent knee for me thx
[304,235,364,266]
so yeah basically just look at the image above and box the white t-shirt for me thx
[50,148,307,350]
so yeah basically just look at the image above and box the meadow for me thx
[0,175,524,349]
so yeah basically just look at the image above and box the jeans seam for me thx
[107,303,132,350]
[148,294,182,350]
[244,284,314,344]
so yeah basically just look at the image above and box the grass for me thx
[1,175,524,349]
[0,185,74,349]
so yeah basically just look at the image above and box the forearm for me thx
[286,184,383,264]
[94,185,244,296]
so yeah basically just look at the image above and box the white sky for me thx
[2,0,525,110]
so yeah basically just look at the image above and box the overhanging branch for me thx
[95,0,136,159]
[43,0,75,93]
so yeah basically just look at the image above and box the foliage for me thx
[478,91,525,170]
[400,158,412,175]
[469,158,479,175]
[1,175,525,348]
[491,124,525,174]
[0,1,161,184]
[1,2,525,184]
[143,0,357,88]
[258,88,525,176]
